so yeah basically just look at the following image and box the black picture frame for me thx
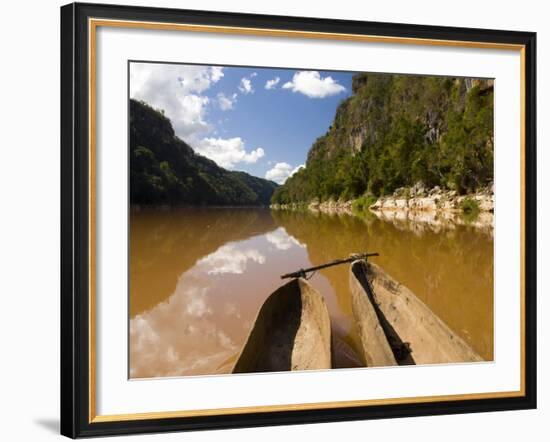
[61,2,537,438]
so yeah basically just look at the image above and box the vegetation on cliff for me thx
[130,99,277,206]
[272,74,493,204]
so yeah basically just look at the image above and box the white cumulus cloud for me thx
[265,162,304,184]
[265,77,280,90]
[131,62,270,171]
[210,66,224,82]
[217,92,237,111]
[178,94,210,135]
[238,77,254,94]
[130,63,224,139]
[194,137,265,169]
[282,71,346,98]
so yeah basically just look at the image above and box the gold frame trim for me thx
[88,18,527,424]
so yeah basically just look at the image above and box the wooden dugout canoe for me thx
[350,260,483,366]
[233,277,331,373]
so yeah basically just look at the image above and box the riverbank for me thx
[131,204,271,212]
[270,183,494,231]
[371,185,493,232]
[369,183,493,213]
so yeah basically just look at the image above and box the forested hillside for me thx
[130,99,277,206]
[272,74,493,204]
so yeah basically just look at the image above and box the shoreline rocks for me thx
[271,199,355,215]
[270,183,494,231]
[370,182,493,214]
[309,199,354,215]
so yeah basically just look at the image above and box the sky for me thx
[130,62,354,183]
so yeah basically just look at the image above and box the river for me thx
[129,207,493,378]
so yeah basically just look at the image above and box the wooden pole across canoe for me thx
[280,252,379,279]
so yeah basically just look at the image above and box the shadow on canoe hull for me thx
[232,278,331,373]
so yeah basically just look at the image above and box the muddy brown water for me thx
[129,207,493,378]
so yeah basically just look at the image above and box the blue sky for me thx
[130,62,353,183]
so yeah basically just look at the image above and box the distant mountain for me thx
[272,74,493,204]
[130,99,277,206]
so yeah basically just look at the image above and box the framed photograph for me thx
[60,2,536,438]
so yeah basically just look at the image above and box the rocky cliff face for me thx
[332,75,494,162]
[272,73,494,204]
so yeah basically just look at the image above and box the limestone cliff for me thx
[272,73,493,204]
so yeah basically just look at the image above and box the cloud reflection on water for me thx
[266,227,306,251]
[197,244,266,275]
[130,227,305,378]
